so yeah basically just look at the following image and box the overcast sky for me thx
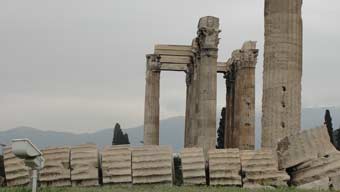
[0,0,339,133]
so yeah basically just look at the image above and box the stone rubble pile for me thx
[277,126,340,190]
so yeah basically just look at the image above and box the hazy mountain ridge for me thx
[1,107,340,152]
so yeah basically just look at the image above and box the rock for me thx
[3,147,30,186]
[101,145,131,184]
[40,147,71,187]
[243,183,275,190]
[291,152,340,186]
[330,175,340,190]
[297,178,330,190]
[131,145,173,184]
[240,149,289,187]
[180,148,206,185]
[277,126,337,169]
[71,144,99,186]
[208,148,241,186]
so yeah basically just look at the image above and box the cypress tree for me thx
[216,107,226,149]
[325,109,334,145]
[112,123,130,145]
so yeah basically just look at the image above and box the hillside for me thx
[1,107,340,152]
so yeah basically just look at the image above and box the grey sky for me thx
[0,0,339,132]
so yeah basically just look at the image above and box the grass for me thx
[0,185,333,192]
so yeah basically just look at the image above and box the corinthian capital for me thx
[146,54,161,71]
[197,16,221,50]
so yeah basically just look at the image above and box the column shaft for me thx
[144,55,161,145]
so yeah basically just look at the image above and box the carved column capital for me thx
[197,16,220,57]
[146,54,161,72]
[232,49,259,70]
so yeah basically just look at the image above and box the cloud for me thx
[0,0,339,131]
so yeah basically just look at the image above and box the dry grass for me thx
[0,185,331,192]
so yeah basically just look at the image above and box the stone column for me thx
[186,39,200,148]
[144,54,161,145]
[262,0,303,148]
[184,63,193,147]
[196,16,220,154]
[224,42,258,150]
[224,67,235,148]
[233,42,258,150]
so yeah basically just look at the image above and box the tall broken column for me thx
[225,42,258,150]
[185,39,199,148]
[195,16,220,154]
[262,0,303,148]
[144,54,161,145]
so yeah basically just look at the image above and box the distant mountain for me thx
[1,107,340,153]
[0,116,184,152]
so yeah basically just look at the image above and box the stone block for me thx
[70,144,99,186]
[39,147,71,187]
[331,175,340,190]
[277,126,337,169]
[180,148,206,185]
[291,152,340,186]
[3,147,30,187]
[131,146,173,184]
[101,145,131,184]
[297,178,330,190]
[208,148,241,186]
[240,149,289,187]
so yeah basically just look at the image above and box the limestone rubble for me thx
[131,146,173,184]
[39,147,71,187]
[70,144,99,186]
[101,145,132,184]
[3,147,30,187]
[180,148,206,185]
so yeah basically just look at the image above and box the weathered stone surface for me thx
[277,126,337,169]
[296,178,330,190]
[225,41,258,150]
[180,148,206,185]
[144,54,161,145]
[208,149,241,186]
[39,147,71,187]
[3,147,30,187]
[70,144,99,186]
[195,16,220,155]
[240,150,289,187]
[131,146,173,184]
[290,152,340,186]
[101,145,131,184]
[331,175,340,190]
[262,0,303,149]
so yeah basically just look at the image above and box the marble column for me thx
[262,0,303,148]
[144,54,161,145]
[196,16,220,154]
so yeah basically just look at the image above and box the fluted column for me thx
[144,54,161,145]
[196,16,220,154]
[233,42,258,150]
[262,0,303,148]
[184,63,194,147]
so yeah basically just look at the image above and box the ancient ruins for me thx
[2,0,340,190]
[261,0,303,148]
[144,16,258,152]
